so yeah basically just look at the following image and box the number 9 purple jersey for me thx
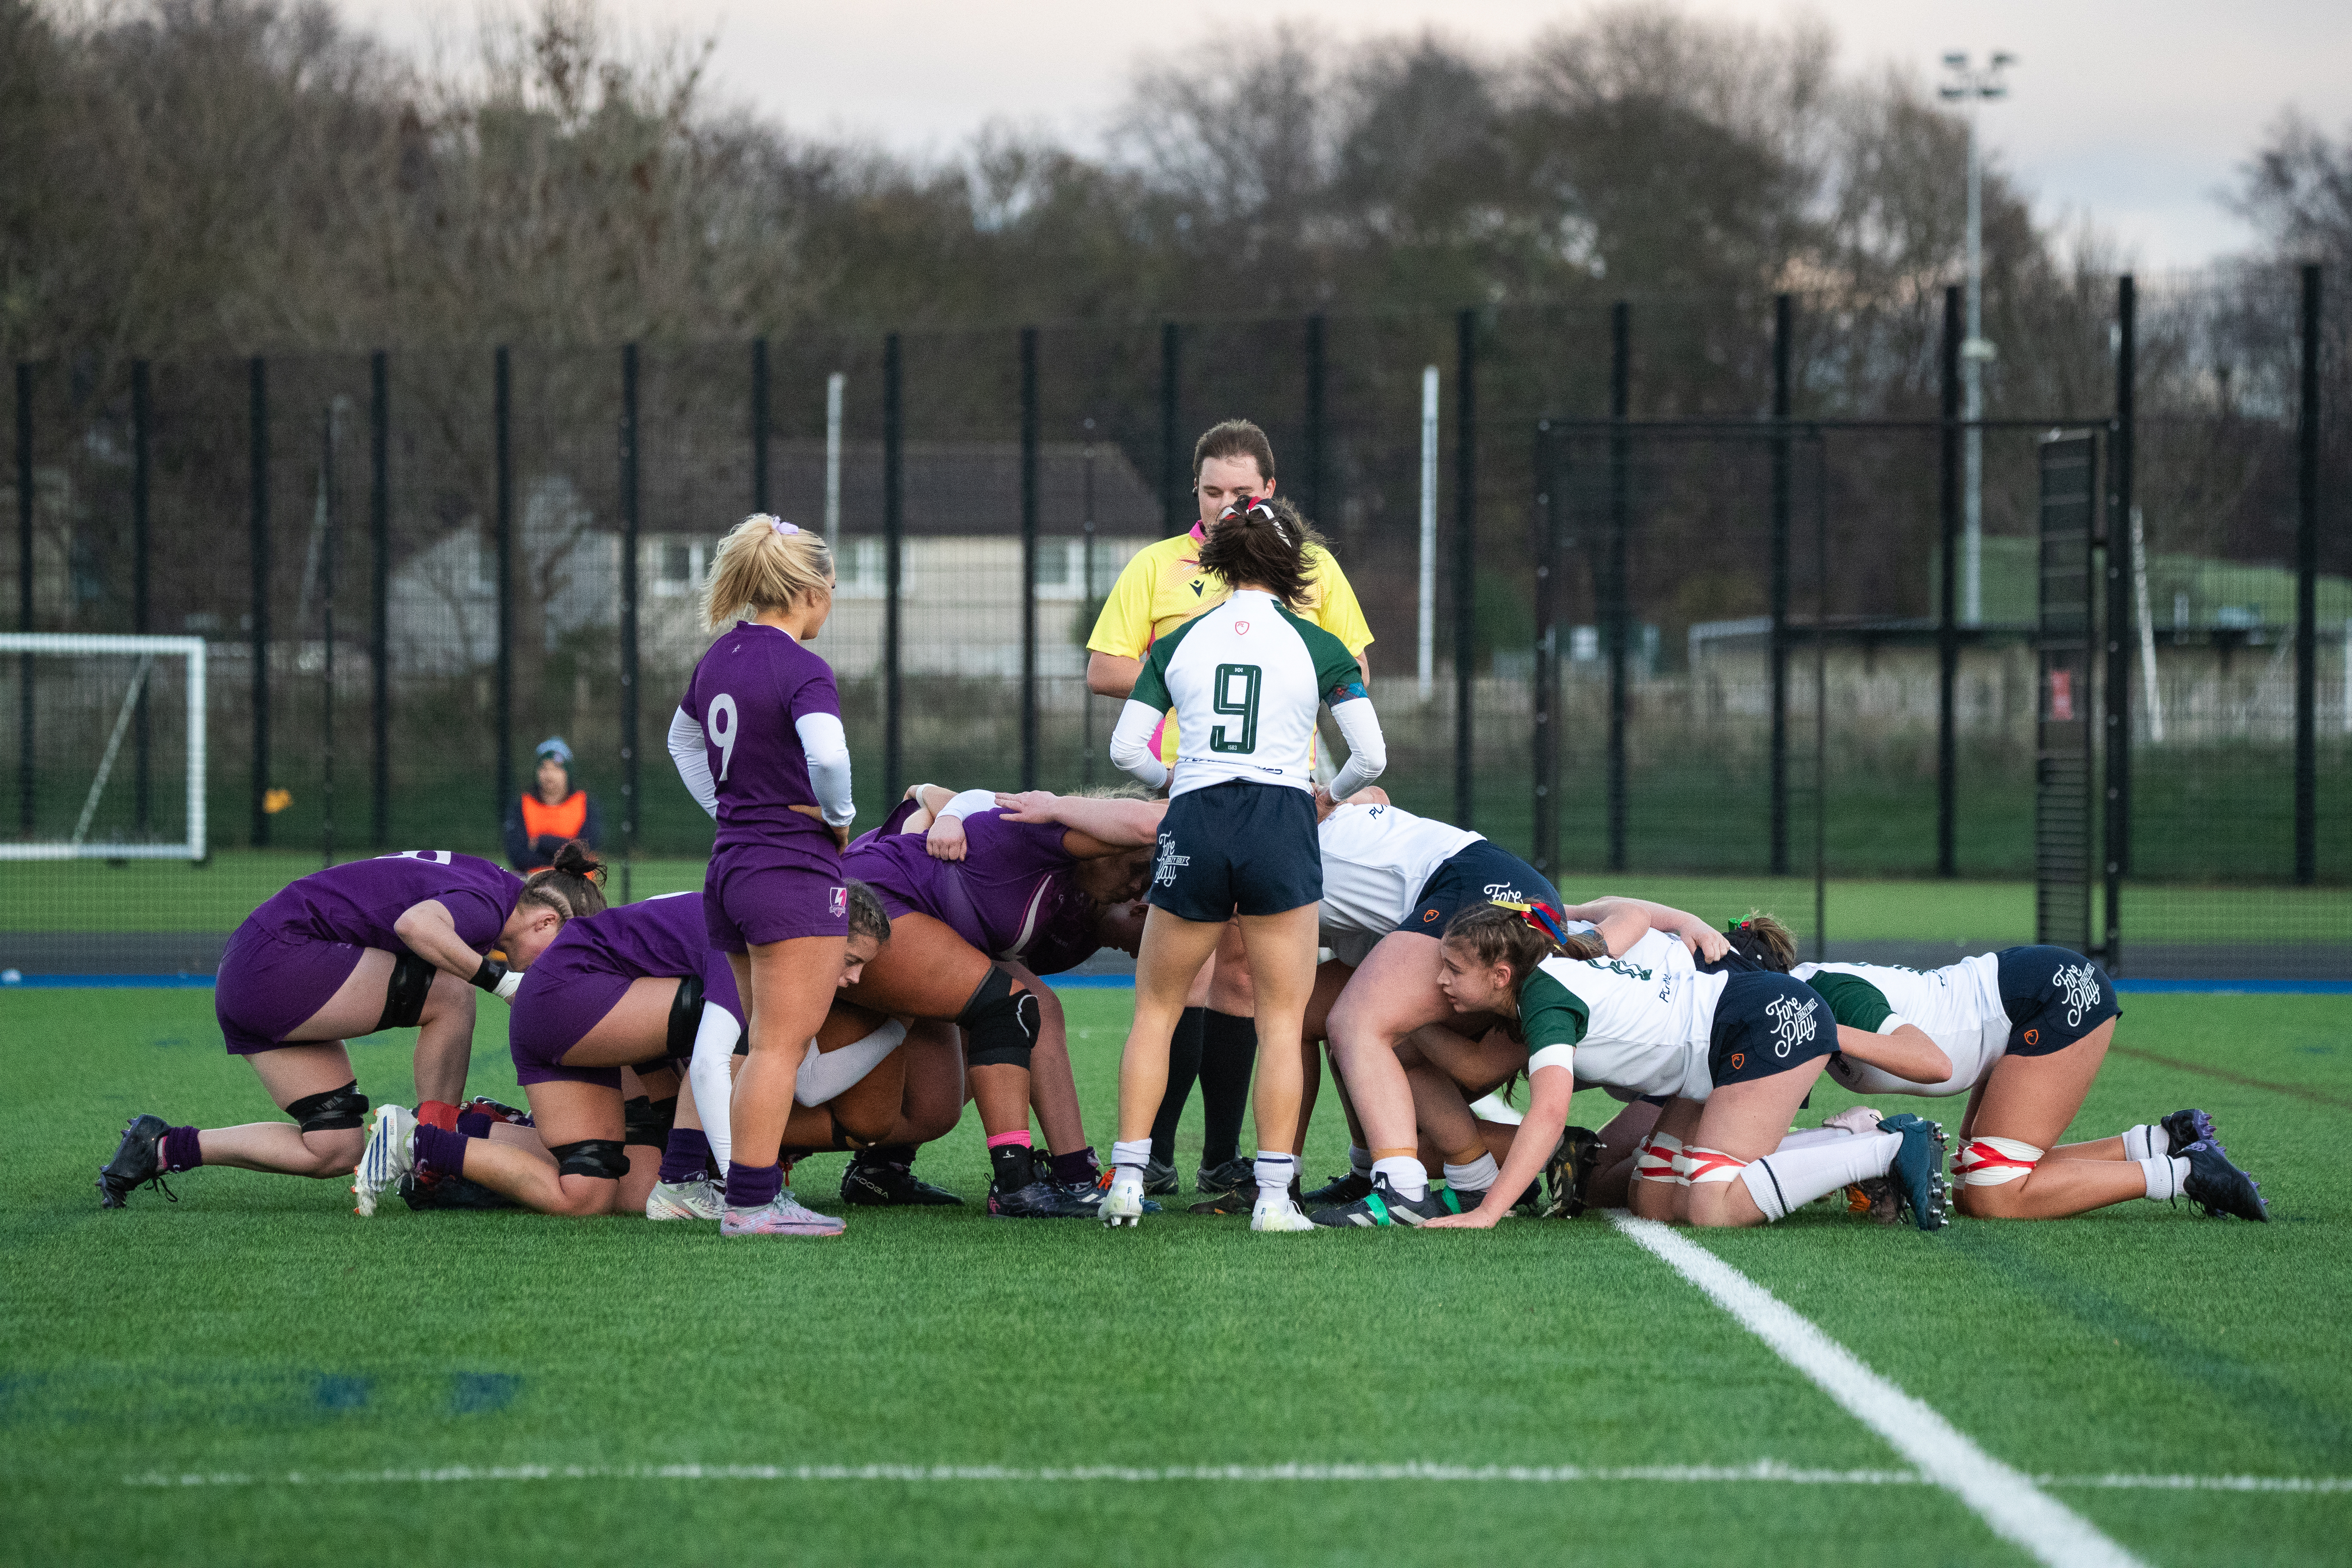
[680,621,844,870]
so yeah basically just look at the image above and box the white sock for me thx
[1109,1139,1152,1188]
[1443,1152,1499,1193]
[1253,1151,1297,1200]
[1348,1145,1373,1176]
[1740,1130,1902,1222]
[2121,1124,2163,1162]
[1372,1155,1428,1203]
[2140,1154,2190,1201]
[1774,1127,1854,1152]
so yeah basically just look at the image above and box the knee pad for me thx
[1956,1136,2042,1187]
[375,951,436,1032]
[1633,1132,1684,1186]
[286,1081,369,1133]
[550,1139,629,1181]
[1677,1146,1748,1185]
[958,968,1039,1071]
[624,1094,677,1148]
[667,973,706,1059]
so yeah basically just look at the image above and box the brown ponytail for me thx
[1442,900,1604,987]
[1197,496,1322,608]
[519,839,609,924]
[1724,910,1797,973]
[845,879,892,948]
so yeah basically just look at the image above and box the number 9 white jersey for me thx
[1126,588,1366,799]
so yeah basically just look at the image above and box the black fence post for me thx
[1938,286,1961,877]
[2296,263,2321,885]
[249,355,271,849]
[1533,420,1558,873]
[368,350,390,849]
[1304,313,1326,523]
[1160,321,1184,536]
[15,361,31,837]
[1453,308,1477,829]
[1020,325,1040,791]
[620,343,641,904]
[1769,292,1792,876]
[882,332,904,803]
[1606,302,1630,874]
[751,336,771,515]
[320,401,338,870]
[132,358,152,833]
[493,345,514,829]
[2104,274,2136,964]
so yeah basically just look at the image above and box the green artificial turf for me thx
[3,986,2347,1565]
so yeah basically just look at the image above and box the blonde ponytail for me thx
[703,514,836,632]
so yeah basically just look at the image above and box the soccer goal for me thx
[0,634,207,862]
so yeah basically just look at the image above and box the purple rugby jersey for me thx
[846,802,1105,976]
[680,622,843,870]
[244,851,523,957]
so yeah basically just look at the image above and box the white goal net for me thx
[0,634,207,861]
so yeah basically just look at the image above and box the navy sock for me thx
[1148,1006,1207,1167]
[455,1110,493,1138]
[1050,1146,1099,1186]
[725,1161,784,1210]
[658,1127,713,1184]
[162,1126,203,1173]
[1198,1010,1258,1169]
[413,1123,472,1182]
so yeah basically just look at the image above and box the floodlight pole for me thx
[1942,50,2014,627]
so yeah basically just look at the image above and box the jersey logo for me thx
[1482,882,1522,900]
[1729,1053,1745,1072]
[2022,1027,2040,1047]
[830,886,848,918]
[1422,908,1441,923]
[1190,579,1206,596]
[1233,620,1250,635]
[2053,961,2103,1026]
[1153,831,1191,887]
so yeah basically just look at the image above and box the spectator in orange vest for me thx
[504,737,603,872]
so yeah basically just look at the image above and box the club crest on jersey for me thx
[2053,961,2102,1026]
[829,886,848,918]
[1764,993,1819,1058]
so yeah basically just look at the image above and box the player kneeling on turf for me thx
[98,845,606,1209]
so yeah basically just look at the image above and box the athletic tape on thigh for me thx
[285,1081,369,1133]
[666,973,706,1058]
[550,1139,629,1181]
[1632,1132,1684,1186]
[1956,1136,2043,1187]
[1676,1145,1748,1185]
[958,968,1038,1070]
[375,952,435,1032]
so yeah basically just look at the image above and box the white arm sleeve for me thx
[1326,698,1387,801]
[686,1002,744,1173]
[1109,699,1170,790]
[938,788,999,821]
[795,1019,908,1106]
[668,707,717,819]
[794,711,855,827]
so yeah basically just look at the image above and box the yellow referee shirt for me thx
[1088,522,1375,763]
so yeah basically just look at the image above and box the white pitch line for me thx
[117,1463,2352,1492]
[1609,1212,2148,1568]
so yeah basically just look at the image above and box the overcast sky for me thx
[343,0,2352,274]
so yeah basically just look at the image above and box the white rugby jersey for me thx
[1317,802,1482,942]
[1795,954,2007,1097]
[1121,589,1367,799]
[1522,928,1728,1102]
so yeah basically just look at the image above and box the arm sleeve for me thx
[1110,699,1170,790]
[668,707,718,819]
[794,712,856,827]
[501,799,531,870]
[937,789,1000,821]
[1327,693,1386,801]
[687,1002,744,1173]
[1527,1043,1577,1078]
[1086,550,1159,657]
[1307,548,1376,656]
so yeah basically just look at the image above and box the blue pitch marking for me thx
[2113,978,2352,995]
[1,974,217,988]
[5,974,2346,995]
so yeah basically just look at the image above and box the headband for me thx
[1488,898,1574,951]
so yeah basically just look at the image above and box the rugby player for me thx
[1099,496,1387,1232]
[1085,419,1374,1204]
[96,844,606,1208]
[1795,950,2266,1221]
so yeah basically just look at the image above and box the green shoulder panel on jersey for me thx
[1130,612,1212,713]
[1275,603,1366,701]
[1516,966,1590,1050]
[1804,970,1893,1031]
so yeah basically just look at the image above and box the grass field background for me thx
[3,984,2346,1565]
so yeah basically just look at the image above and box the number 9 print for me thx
[708,693,738,780]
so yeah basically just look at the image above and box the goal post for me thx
[0,633,207,862]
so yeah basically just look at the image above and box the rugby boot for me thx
[1099,1172,1147,1228]
[1250,1194,1316,1232]
[987,1176,1099,1219]
[1140,1158,1179,1196]
[1878,1113,1949,1232]
[97,1114,173,1210]
[1190,1178,1301,1216]
[2181,1140,2267,1222]
[1309,1173,1473,1228]
[1508,1180,1543,1216]
[1540,1125,1605,1218]
[2161,1108,2220,1160]
[1303,1169,1373,1207]
[720,1191,845,1237]
[645,1178,725,1221]
[400,1173,519,1211]
[1844,1177,1904,1226]
[1194,1156,1256,1199]
[459,1096,533,1128]
[840,1160,965,1207]
[351,1103,416,1218]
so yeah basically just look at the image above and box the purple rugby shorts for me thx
[704,844,850,952]
[214,924,368,1057]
